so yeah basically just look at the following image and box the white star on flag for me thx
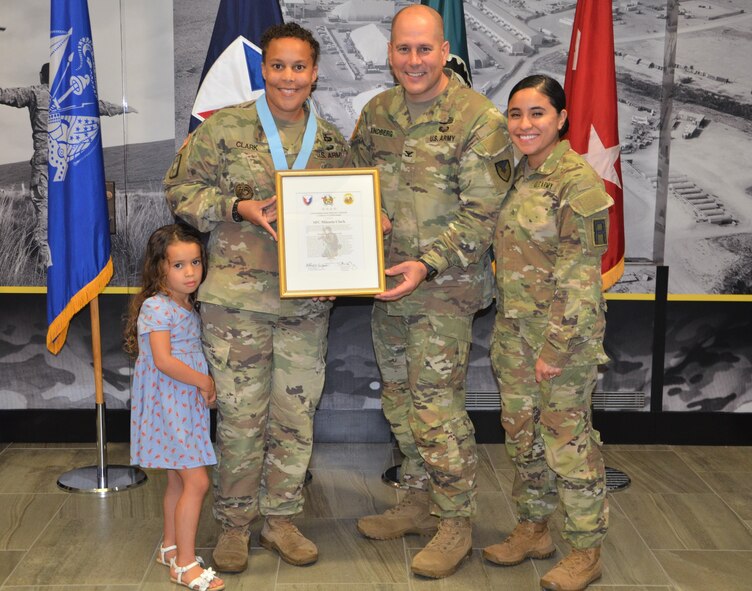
[583,124,622,189]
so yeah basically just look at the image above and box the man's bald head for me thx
[390,4,444,43]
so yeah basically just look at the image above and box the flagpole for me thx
[57,296,147,495]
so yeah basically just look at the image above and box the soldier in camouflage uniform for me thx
[1,63,131,267]
[163,24,348,573]
[482,75,612,591]
[349,5,514,579]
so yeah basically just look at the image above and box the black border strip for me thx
[3,409,751,445]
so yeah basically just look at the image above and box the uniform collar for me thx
[392,69,461,130]
[520,139,571,179]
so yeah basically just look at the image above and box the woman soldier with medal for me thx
[164,22,348,574]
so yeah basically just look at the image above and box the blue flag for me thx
[189,0,284,132]
[421,0,472,86]
[47,0,112,354]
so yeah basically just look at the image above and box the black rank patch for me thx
[494,159,511,183]
[592,217,608,247]
[168,153,182,179]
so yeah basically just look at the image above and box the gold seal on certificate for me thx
[275,168,385,298]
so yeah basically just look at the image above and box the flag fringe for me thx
[46,258,113,355]
[602,256,624,292]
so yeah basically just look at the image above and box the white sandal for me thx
[156,544,204,567]
[171,560,224,591]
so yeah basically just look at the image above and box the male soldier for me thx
[163,23,348,573]
[349,4,514,579]
[0,63,133,266]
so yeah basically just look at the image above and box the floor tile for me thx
[609,493,686,550]
[695,470,752,520]
[409,549,540,591]
[531,501,670,587]
[2,586,139,590]
[650,493,752,550]
[600,450,711,494]
[0,493,67,550]
[672,446,752,473]
[474,447,502,493]
[0,550,25,586]
[480,443,513,470]
[277,585,409,590]
[4,515,162,586]
[308,443,394,474]
[0,449,109,494]
[470,491,517,549]
[274,518,408,585]
[303,469,398,519]
[140,547,274,591]
[654,549,752,591]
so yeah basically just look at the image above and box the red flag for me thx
[564,0,625,290]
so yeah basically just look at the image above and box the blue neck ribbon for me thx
[256,94,318,170]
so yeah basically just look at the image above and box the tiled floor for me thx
[0,441,750,590]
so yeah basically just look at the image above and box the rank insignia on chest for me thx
[234,183,253,198]
[495,159,511,183]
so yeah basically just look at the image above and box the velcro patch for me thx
[168,153,182,179]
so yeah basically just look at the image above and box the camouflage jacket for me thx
[163,101,348,316]
[494,141,613,367]
[350,72,514,316]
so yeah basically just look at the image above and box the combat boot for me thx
[540,547,602,591]
[357,488,439,540]
[410,517,472,578]
[482,520,555,566]
[260,515,318,565]
[212,526,250,573]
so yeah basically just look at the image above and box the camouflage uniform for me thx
[0,85,129,263]
[350,72,514,517]
[492,140,612,549]
[164,101,348,529]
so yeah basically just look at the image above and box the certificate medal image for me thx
[277,170,384,297]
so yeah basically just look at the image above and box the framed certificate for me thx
[276,168,385,298]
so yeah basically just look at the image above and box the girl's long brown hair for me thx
[123,224,206,357]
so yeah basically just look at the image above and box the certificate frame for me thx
[276,168,385,298]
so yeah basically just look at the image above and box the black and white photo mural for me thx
[1,0,750,421]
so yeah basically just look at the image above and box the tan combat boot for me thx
[212,526,250,573]
[540,547,602,591]
[482,520,555,566]
[259,515,318,566]
[357,488,439,540]
[410,517,472,578]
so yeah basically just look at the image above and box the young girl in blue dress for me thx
[125,224,224,591]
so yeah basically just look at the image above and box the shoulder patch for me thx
[494,159,511,183]
[569,187,613,217]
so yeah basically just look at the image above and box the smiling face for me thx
[388,7,449,103]
[163,241,203,305]
[507,87,568,169]
[261,37,318,122]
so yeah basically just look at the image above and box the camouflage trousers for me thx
[491,316,608,549]
[201,303,329,530]
[372,306,478,517]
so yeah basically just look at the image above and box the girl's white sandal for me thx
[170,560,224,591]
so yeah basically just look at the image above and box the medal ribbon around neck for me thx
[256,93,318,170]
